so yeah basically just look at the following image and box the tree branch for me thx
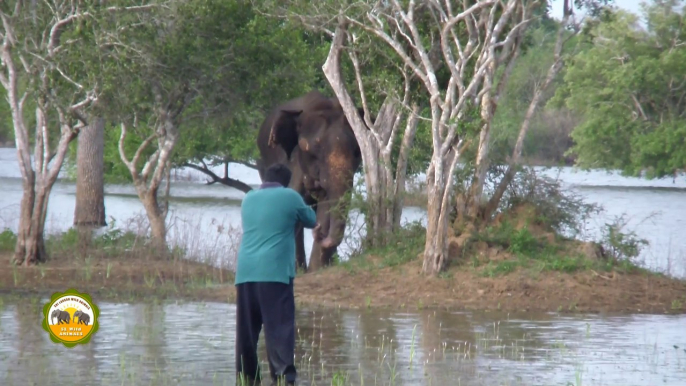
[182,162,253,193]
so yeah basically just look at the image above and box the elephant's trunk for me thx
[320,215,346,250]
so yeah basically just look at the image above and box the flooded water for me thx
[0,148,684,277]
[1,297,684,386]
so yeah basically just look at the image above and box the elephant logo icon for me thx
[42,288,100,348]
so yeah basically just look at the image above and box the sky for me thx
[549,0,646,20]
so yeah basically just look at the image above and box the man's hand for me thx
[312,223,322,241]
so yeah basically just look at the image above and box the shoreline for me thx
[2,252,684,315]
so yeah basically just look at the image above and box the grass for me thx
[466,218,650,278]
[331,213,650,282]
[335,221,427,274]
[0,222,237,304]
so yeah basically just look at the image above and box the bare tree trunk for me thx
[322,21,418,252]
[422,181,447,274]
[421,146,462,275]
[12,106,81,265]
[140,187,167,250]
[118,106,179,253]
[323,21,386,249]
[482,11,572,221]
[17,186,50,264]
[391,106,419,230]
[74,116,106,238]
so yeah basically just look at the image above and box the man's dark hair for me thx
[264,163,292,187]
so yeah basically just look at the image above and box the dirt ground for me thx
[293,257,686,314]
[1,251,685,315]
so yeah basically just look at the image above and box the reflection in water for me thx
[1,298,684,385]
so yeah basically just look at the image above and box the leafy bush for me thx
[599,214,649,264]
[488,166,603,238]
[0,228,17,251]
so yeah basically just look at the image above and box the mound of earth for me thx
[294,204,686,314]
[293,258,686,314]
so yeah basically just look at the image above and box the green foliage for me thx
[57,0,329,181]
[475,220,592,277]
[599,214,650,263]
[552,0,686,179]
[168,2,330,170]
[495,167,603,237]
[489,25,577,165]
[0,228,17,252]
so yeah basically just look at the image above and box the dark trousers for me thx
[235,278,296,385]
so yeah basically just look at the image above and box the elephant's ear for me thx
[268,109,303,158]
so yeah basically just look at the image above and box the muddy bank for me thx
[1,251,684,314]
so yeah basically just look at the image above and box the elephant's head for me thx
[268,97,366,251]
[51,309,58,320]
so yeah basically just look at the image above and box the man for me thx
[234,163,318,386]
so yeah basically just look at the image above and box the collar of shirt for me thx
[259,182,283,189]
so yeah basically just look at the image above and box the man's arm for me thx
[294,194,317,229]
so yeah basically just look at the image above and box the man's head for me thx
[264,163,292,187]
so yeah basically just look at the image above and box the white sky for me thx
[549,0,645,20]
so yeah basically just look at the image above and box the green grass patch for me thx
[471,219,644,277]
[0,228,17,252]
[337,221,426,272]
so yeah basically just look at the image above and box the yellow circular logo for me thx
[41,288,100,348]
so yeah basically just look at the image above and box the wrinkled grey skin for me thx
[256,90,366,271]
[51,309,70,325]
[73,310,91,326]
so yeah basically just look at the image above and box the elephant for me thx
[256,90,368,271]
[51,309,70,325]
[73,310,91,326]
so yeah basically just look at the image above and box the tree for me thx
[0,1,100,265]
[322,25,421,248]
[476,0,582,221]
[321,0,543,275]
[101,0,327,249]
[172,12,328,194]
[553,0,686,180]
[257,1,437,253]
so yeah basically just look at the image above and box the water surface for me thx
[1,298,684,386]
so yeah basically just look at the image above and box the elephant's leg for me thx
[321,246,338,267]
[309,240,323,271]
[295,223,307,272]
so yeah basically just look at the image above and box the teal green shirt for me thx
[234,184,317,285]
